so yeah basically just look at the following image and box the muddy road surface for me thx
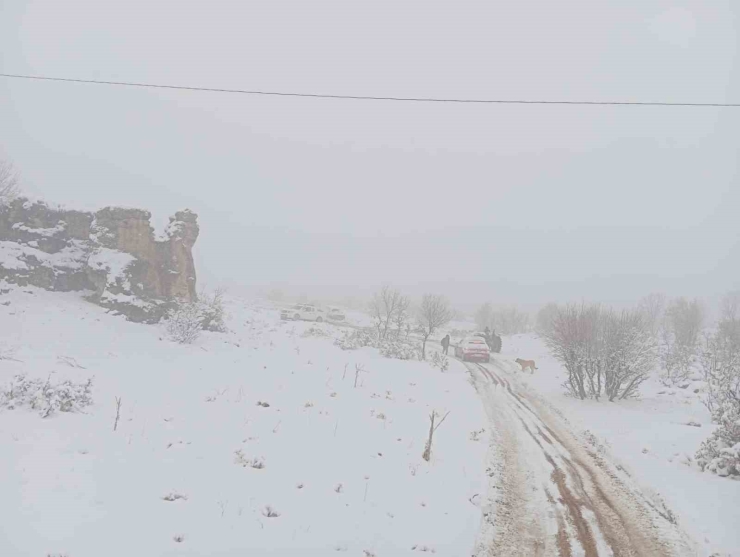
[467,358,696,557]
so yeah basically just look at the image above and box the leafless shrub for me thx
[544,304,655,401]
[262,505,280,518]
[173,534,185,543]
[422,410,450,461]
[417,294,454,360]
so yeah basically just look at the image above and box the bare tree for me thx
[393,294,410,338]
[720,290,740,323]
[659,297,705,385]
[369,285,404,340]
[638,292,666,337]
[416,294,453,360]
[665,297,704,348]
[0,158,21,204]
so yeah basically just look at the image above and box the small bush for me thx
[378,339,421,360]
[198,288,228,333]
[166,302,203,344]
[696,317,740,477]
[234,450,265,469]
[1,374,93,418]
[334,328,377,350]
[302,326,328,338]
[162,492,188,502]
[262,505,280,518]
[430,351,449,371]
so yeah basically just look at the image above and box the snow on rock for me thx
[1,197,199,322]
[86,247,135,287]
[0,290,488,557]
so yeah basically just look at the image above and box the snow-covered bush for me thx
[378,339,421,361]
[198,288,228,332]
[658,297,704,386]
[544,304,656,401]
[166,301,203,344]
[302,326,328,338]
[0,374,94,417]
[334,328,377,350]
[696,316,740,477]
[430,351,449,372]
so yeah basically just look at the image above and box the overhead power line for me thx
[2,72,739,107]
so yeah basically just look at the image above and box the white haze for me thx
[1,0,738,311]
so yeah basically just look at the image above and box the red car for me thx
[454,337,490,362]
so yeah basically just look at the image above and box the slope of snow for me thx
[499,333,740,557]
[0,286,487,557]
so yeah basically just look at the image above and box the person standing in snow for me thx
[484,326,492,350]
[441,334,451,355]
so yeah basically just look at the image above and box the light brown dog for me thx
[515,358,538,373]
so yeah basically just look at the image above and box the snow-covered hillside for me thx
[0,284,487,557]
[500,333,740,557]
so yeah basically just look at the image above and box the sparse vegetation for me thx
[162,492,188,502]
[234,450,265,469]
[696,292,740,477]
[0,374,94,417]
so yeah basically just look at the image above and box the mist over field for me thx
[2,2,739,556]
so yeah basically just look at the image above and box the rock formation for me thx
[0,198,199,322]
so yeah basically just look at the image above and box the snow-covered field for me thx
[500,333,740,557]
[0,286,488,557]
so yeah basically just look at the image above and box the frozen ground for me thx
[0,285,487,557]
[498,333,740,557]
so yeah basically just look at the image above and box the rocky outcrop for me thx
[0,198,199,323]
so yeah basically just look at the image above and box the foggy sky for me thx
[1,1,738,310]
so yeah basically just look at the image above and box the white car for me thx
[280,304,326,322]
[454,336,490,363]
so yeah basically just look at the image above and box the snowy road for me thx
[468,357,696,557]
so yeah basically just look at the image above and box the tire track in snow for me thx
[467,359,695,557]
